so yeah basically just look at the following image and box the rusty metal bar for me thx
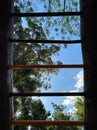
[10,12,81,17]
[9,38,81,44]
[10,120,85,126]
[8,64,86,69]
[9,92,85,97]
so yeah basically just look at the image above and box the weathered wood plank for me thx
[10,120,85,126]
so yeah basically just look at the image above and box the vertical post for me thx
[0,1,12,130]
[81,0,97,130]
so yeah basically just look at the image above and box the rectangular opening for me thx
[12,68,84,93]
[13,43,83,65]
[12,125,84,130]
[13,0,80,13]
[12,96,84,121]
[65,0,80,12]
[12,16,80,40]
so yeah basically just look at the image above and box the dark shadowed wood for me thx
[10,120,85,126]
[0,1,12,130]
[81,0,97,130]
[8,64,86,69]
[9,92,85,97]
[9,38,82,44]
[10,12,81,17]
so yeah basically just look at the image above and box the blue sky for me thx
[40,43,83,115]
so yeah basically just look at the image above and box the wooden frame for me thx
[9,38,81,44]
[9,64,86,69]
[0,1,12,130]
[10,12,81,17]
[81,0,97,130]
[10,120,85,126]
[9,92,85,97]
[1,0,97,130]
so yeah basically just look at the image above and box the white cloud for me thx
[68,108,73,113]
[62,70,84,109]
[62,96,75,106]
[68,108,76,114]
[74,70,83,90]
[62,98,72,106]
[70,89,78,92]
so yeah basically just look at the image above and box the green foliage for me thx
[49,103,82,130]
[15,98,50,120]
[14,98,50,130]
[74,97,84,120]
[51,103,69,121]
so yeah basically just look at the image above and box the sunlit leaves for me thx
[74,97,84,120]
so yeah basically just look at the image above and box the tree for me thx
[51,103,69,120]
[14,98,50,130]
[47,103,82,130]
[74,97,84,120]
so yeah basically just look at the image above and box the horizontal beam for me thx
[10,120,85,126]
[10,12,81,17]
[8,64,86,69]
[9,38,82,44]
[9,92,85,97]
